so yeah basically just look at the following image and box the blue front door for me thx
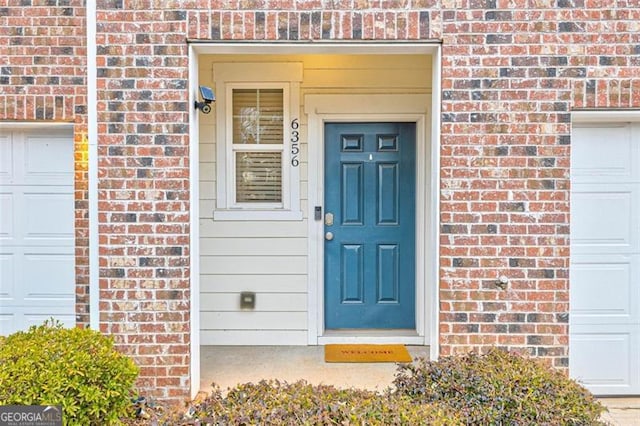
[324,122,416,329]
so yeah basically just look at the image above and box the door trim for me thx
[305,94,435,346]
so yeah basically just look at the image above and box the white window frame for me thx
[213,62,302,221]
[228,83,289,209]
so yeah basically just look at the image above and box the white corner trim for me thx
[188,45,201,400]
[572,110,640,123]
[87,0,99,331]
[429,44,441,361]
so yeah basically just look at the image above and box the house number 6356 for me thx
[291,118,300,167]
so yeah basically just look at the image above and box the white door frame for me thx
[189,43,441,397]
[304,94,436,347]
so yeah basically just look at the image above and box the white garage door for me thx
[0,128,75,335]
[570,122,640,395]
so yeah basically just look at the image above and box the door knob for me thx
[325,232,334,241]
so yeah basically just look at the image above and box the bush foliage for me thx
[394,348,606,425]
[0,321,139,426]
[125,349,605,425]
[0,324,605,425]
[158,380,461,425]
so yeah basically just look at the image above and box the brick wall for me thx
[0,1,89,326]
[96,1,191,400]
[437,1,640,368]
[180,0,639,373]
[95,0,442,401]
[5,0,640,401]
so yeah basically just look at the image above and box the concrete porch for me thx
[200,346,640,425]
[200,345,430,393]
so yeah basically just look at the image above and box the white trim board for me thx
[87,0,99,332]
[188,44,201,400]
[0,122,74,129]
[428,44,441,361]
[304,94,435,347]
[572,110,640,123]
[192,42,440,56]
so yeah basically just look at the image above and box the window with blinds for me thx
[232,89,284,203]
[235,152,282,202]
[232,89,283,145]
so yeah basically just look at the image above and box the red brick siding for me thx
[96,0,438,400]
[6,0,640,402]
[0,1,89,326]
[437,2,640,368]
[187,6,436,40]
[96,3,191,400]
[182,1,639,373]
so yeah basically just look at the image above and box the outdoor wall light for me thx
[195,85,215,114]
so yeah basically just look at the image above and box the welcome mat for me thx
[324,344,412,363]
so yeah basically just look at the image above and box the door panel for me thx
[377,244,399,302]
[378,163,399,224]
[324,123,415,329]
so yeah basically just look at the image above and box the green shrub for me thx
[394,348,606,425]
[0,321,139,426]
[162,380,461,425]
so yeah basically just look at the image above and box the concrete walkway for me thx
[600,398,640,426]
[201,346,639,425]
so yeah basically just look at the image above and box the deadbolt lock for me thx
[325,212,334,226]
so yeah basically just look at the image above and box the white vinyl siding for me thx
[199,54,432,345]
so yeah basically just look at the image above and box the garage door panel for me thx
[0,254,15,300]
[0,308,75,336]
[0,134,12,183]
[571,185,638,254]
[572,124,638,184]
[0,192,14,241]
[571,254,638,324]
[570,327,639,395]
[24,191,74,244]
[25,314,75,329]
[3,186,73,247]
[23,134,74,186]
[0,314,16,336]
[23,252,74,301]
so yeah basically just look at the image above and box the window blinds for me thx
[232,88,284,203]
